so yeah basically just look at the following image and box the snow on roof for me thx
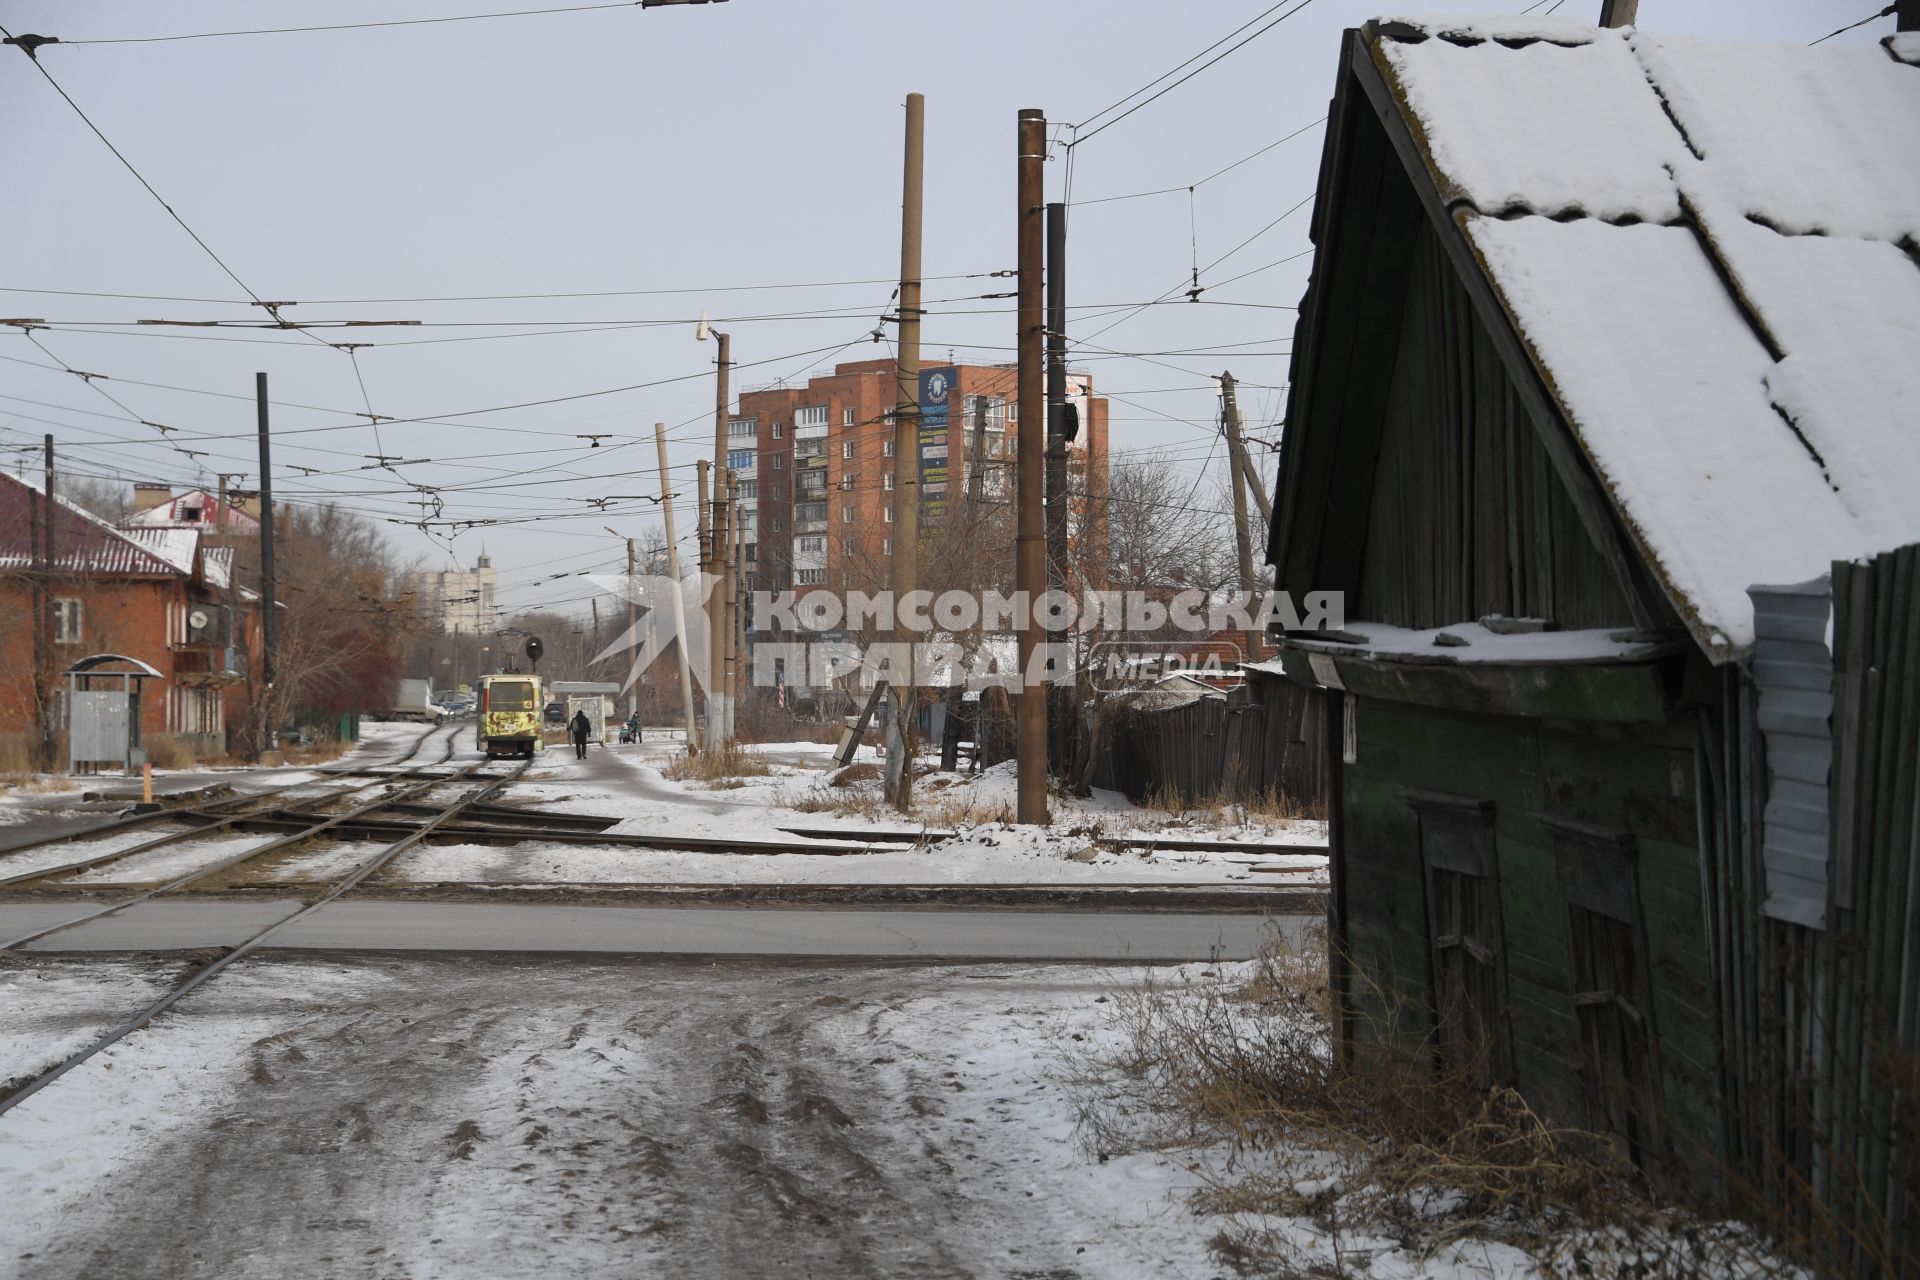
[0,474,187,577]
[1267,621,1679,666]
[1376,22,1920,657]
[121,527,201,577]
[122,488,260,530]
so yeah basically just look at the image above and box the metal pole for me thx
[34,435,50,763]
[889,90,926,811]
[1901,0,1919,31]
[1045,201,1070,592]
[1597,0,1638,26]
[1015,108,1049,825]
[625,536,638,722]
[255,373,277,718]
[658,423,698,747]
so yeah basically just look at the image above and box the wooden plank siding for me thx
[1358,225,1640,631]
[1341,697,1719,1177]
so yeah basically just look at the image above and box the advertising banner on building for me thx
[917,366,954,521]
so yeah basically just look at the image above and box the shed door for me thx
[1407,789,1509,1085]
[1542,815,1662,1169]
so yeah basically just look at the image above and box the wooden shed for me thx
[1262,12,1920,1251]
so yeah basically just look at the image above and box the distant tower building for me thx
[426,553,497,634]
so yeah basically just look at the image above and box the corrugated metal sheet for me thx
[1749,576,1834,928]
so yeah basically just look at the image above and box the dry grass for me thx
[1070,933,1794,1278]
[660,745,773,785]
[0,731,75,793]
[142,735,196,770]
[1141,784,1324,829]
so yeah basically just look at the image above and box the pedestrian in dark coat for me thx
[570,709,592,759]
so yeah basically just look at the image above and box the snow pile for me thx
[1379,21,1920,657]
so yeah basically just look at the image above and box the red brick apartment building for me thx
[730,358,1109,598]
[0,474,262,755]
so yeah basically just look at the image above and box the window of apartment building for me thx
[882,472,895,491]
[798,536,825,554]
[771,422,784,439]
[54,598,82,644]
[840,407,854,427]
[794,568,825,586]
[883,538,893,556]
[883,439,895,457]
[728,417,757,438]
[772,455,784,471]
[841,537,856,556]
[842,505,855,524]
[796,502,826,525]
[737,480,758,501]
[795,438,825,460]
[727,450,754,471]
[840,474,855,490]
[745,543,756,563]
[884,507,894,523]
[797,405,829,430]
[842,440,854,460]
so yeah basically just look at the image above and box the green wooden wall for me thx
[1340,695,1719,1178]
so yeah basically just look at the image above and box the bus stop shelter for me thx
[65,654,163,776]
[550,680,620,743]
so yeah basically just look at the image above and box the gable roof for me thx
[123,487,261,531]
[0,473,193,578]
[1279,17,1920,661]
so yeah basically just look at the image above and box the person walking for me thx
[569,708,592,760]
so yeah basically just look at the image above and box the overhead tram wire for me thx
[1809,5,1896,45]
[1068,117,1326,209]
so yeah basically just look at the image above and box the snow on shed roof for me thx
[0,473,189,577]
[1374,22,1920,657]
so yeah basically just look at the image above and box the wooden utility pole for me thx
[728,470,746,736]
[1222,382,1259,666]
[1598,0,1638,26]
[883,91,925,810]
[1015,108,1049,825]
[657,424,698,746]
[1219,372,1272,526]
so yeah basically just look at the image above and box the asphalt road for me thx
[2,898,1301,961]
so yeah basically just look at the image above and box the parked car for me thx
[543,701,567,726]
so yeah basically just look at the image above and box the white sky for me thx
[0,0,1894,617]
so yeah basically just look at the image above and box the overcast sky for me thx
[0,0,1892,616]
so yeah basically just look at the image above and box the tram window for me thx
[488,681,535,712]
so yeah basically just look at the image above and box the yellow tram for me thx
[475,673,544,759]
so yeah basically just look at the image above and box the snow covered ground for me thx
[0,952,1236,1279]
[400,735,1331,890]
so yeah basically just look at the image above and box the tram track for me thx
[0,753,531,1117]
[0,721,456,864]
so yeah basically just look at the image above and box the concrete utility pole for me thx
[1015,108,1049,826]
[1597,0,1638,26]
[727,469,744,738]
[702,322,729,752]
[697,458,721,749]
[657,423,698,747]
[888,90,926,811]
[1219,371,1272,527]
[255,373,278,749]
[624,534,638,722]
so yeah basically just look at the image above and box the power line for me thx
[1809,4,1895,44]
[50,3,658,46]
[2,23,270,309]
[1069,117,1325,208]
[1070,0,1319,147]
